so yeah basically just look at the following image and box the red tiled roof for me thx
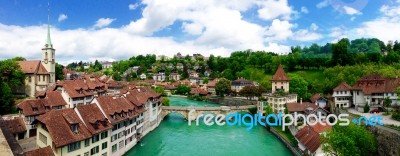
[295,126,321,153]
[272,65,289,81]
[36,109,92,148]
[286,102,317,113]
[37,63,49,74]
[76,104,112,134]
[311,122,332,133]
[44,91,67,107]
[95,96,136,124]
[310,94,322,103]
[3,118,26,134]
[351,74,400,95]
[18,99,47,116]
[60,80,94,98]
[25,146,55,156]
[190,88,209,95]
[17,60,40,74]
[333,82,351,91]
[207,79,218,87]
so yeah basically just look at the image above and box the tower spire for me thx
[46,1,52,47]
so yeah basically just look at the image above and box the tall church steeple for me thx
[42,1,56,83]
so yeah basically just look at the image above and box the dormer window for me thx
[32,107,38,112]
[71,124,79,133]
[112,115,116,119]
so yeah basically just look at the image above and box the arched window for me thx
[45,52,48,59]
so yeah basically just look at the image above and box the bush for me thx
[162,97,170,106]
[392,112,400,121]
[363,104,370,113]
[248,107,257,115]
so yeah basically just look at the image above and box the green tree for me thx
[153,86,165,96]
[175,84,191,95]
[55,63,64,80]
[364,103,370,113]
[322,123,377,156]
[216,78,231,97]
[332,38,350,66]
[289,74,309,100]
[239,85,259,99]
[383,97,391,113]
[0,59,25,114]
[162,97,170,106]
[112,72,122,81]
[203,77,209,84]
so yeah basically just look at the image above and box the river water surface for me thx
[125,97,291,156]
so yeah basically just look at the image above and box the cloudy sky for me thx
[0,0,399,65]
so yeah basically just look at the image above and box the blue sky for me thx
[0,0,399,65]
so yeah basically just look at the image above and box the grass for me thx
[272,126,297,146]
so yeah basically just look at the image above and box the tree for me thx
[92,60,103,71]
[162,97,170,106]
[175,84,191,95]
[322,123,377,156]
[239,85,259,99]
[364,103,370,113]
[332,38,350,66]
[203,77,209,84]
[216,78,231,97]
[112,72,122,81]
[55,63,64,80]
[383,97,391,113]
[153,86,165,96]
[289,74,309,100]
[0,58,25,114]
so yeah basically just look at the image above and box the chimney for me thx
[300,98,302,104]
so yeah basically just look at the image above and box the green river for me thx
[125,97,292,156]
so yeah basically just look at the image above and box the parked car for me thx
[370,109,381,113]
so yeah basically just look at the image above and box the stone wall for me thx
[207,97,256,106]
[367,126,400,156]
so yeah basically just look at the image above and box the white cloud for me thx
[0,0,300,64]
[94,18,116,28]
[354,1,400,43]
[310,23,318,31]
[58,14,68,22]
[316,0,330,9]
[301,6,309,14]
[264,19,293,42]
[256,0,293,20]
[129,3,139,10]
[350,17,356,21]
[182,22,204,35]
[343,6,362,15]
[292,29,322,41]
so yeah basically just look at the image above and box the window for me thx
[67,142,81,152]
[38,75,41,81]
[101,153,107,156]
[39,132,47,145]
[102,142,107,150]
[42,75,45,82]
[90,146,99,155]
[84,152,89,156]
[92,134,100,143]
[71,124,78,133]
[112,144,117,153]
[101,131,108,139]
[118,131,124,138]
[111,134,117,142]
[84,139,90,147]
[28,76,31,82]
[119,140,124,148]
[32,107,38,112]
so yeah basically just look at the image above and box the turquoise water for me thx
[168,96,220,107]
[125,97,291,156]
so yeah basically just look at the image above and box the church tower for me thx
[42,2,55,83]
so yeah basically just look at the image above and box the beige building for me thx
[258,65,297,114]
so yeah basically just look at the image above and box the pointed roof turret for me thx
[45,2,52,48]
[272,65,289,81]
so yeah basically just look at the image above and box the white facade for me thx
[332,90,352,108]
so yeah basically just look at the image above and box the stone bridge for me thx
[162,105,256,120]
